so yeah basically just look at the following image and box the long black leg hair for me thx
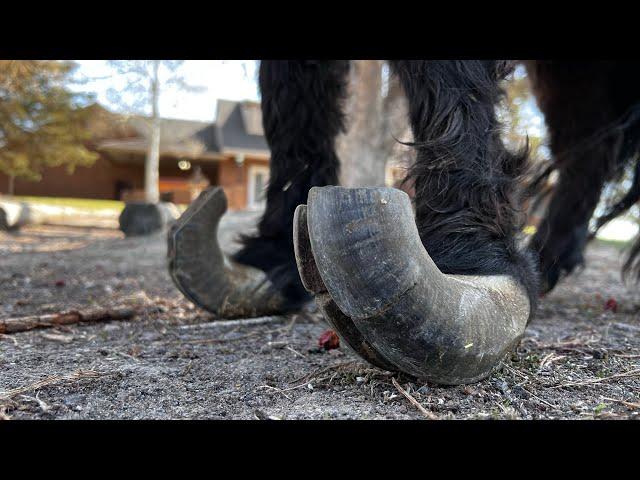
[390,60,540,310]
[233,60,350,307]
[530,145,617,292]
[527,61,640,292]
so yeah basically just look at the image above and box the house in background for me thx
[0,100,271,211]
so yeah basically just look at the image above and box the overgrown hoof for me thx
[294,186,531,385]
[167,187,289,318]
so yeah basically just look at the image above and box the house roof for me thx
[95,99,269,161]
[213,99,269,155]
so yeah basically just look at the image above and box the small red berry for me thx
[604,297,618,313]
[318,330,340,350]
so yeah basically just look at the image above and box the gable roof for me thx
[215,99,269,155]
[94,99,269,161]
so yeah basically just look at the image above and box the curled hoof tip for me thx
[168,187,288,319]
[294,203,397,371]
[294,186,531,385]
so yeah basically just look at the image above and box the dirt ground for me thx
[2,213,640,420]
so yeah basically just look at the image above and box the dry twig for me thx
[285,345,306,358]
[522,387,559,410]
[0,369,102,401]
[0,307,135,334]
[502,363,529,380]
[257,383,309,401]
[550,368,640,389]
[602,396,640,410]
[527,336,600,354]
[0,333,19,345]
[391,377,438,420]
[539,352,567,369]
[177,315,285,330]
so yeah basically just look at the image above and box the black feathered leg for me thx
[233,60,350,309]
[390,60,539,310]
[526,61,640,292]
[530,154,612,293]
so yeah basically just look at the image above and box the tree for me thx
[0,61,97,195]
[500,64,548,165]
[105,61,203,203]
[337,61,412,188]
[496,65,556,226]
[338,62,553,192]
[339,63,552,190]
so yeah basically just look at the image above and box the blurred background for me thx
[0,60,636,240]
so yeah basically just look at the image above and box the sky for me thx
[71,60,260,122]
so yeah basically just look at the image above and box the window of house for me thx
[248,165,269,210]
